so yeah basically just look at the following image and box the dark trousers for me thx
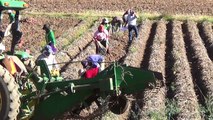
[128,25,138,42]
[95,40,108,54]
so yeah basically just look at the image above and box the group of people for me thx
[93,9,139,56]
[33,9,139,79]
[2,9,139,79]
[36,23,59,75]
[81,9,139,79]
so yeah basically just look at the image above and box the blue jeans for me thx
[128,25,138,42]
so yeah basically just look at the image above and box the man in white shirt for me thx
[126,10,139,44]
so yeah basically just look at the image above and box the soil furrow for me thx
[3,16,81,57]
[182,21,213,119]
[140,20,167,119]
[140,22,157,69]
[61,41,96,79]
[56,19,85,50]
[119,20,153,120]
[127,21,157,120]
[56,21,99,70]
[165,21,174,100]
[168,21,201,119]
[123,20,153,67]
[61,29,128,79]
[183,21,213,97]
[197,22,213,60]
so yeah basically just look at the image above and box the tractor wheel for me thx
[59,96,111,120]
[0,65,20,120]
[108,95,130,114]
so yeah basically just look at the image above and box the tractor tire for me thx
[0,65,20,120]
[108,95,130,114]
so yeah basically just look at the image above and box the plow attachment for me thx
[29,62,159,119]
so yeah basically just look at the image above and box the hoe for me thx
[0,0,160,119]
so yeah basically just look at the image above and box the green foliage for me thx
[159,14,174,21]
[199,96,213,119]
[165,99,180,120]
[169,82,176,92]
[205,96,213,119]
[27,11,213,23]
[130,46,137,53]
[148,111,166,120]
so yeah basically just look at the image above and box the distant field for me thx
[25,0,213,15]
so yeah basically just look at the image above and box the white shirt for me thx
[36,53,58,71]
[127,14,137,26]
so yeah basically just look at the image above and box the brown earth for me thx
[167,21,200,119]
[2,15,81,55]
[1,0,213,120]
[140,20,167,119]
[25,0,213,15]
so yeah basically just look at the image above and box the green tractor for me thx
[0,0,161,120]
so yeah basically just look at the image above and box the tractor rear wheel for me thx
[108,95,130,114]
[0,65,20,120]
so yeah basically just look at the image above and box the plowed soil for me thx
[25,0,213,15]
[2,16,81,56]
[3,0,213,120]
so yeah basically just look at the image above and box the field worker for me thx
[101,18,110,32]
[4,10,16,37]
[93,25,110,54]
[42,24,57,52]
[10,11,22,54]
[111,16,123,33]
[8,10,15,23]
[122,9,131,26]
[36,44,59,72]
[126,10,139,44]
[80,54,104,79]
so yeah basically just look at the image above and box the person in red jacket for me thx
[93,25,109,54]
[84,67,99,79]
[80,54,104,79]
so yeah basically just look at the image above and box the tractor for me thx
[0,0,160,120]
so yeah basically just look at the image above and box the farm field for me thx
[1,0,213,119]
[25,0,213,15]
[53,19,213,120]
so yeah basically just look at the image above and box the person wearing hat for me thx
[101,18,110,32]
[79,54,104,79]
[93,25,110,54]
[36,44,59,72]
